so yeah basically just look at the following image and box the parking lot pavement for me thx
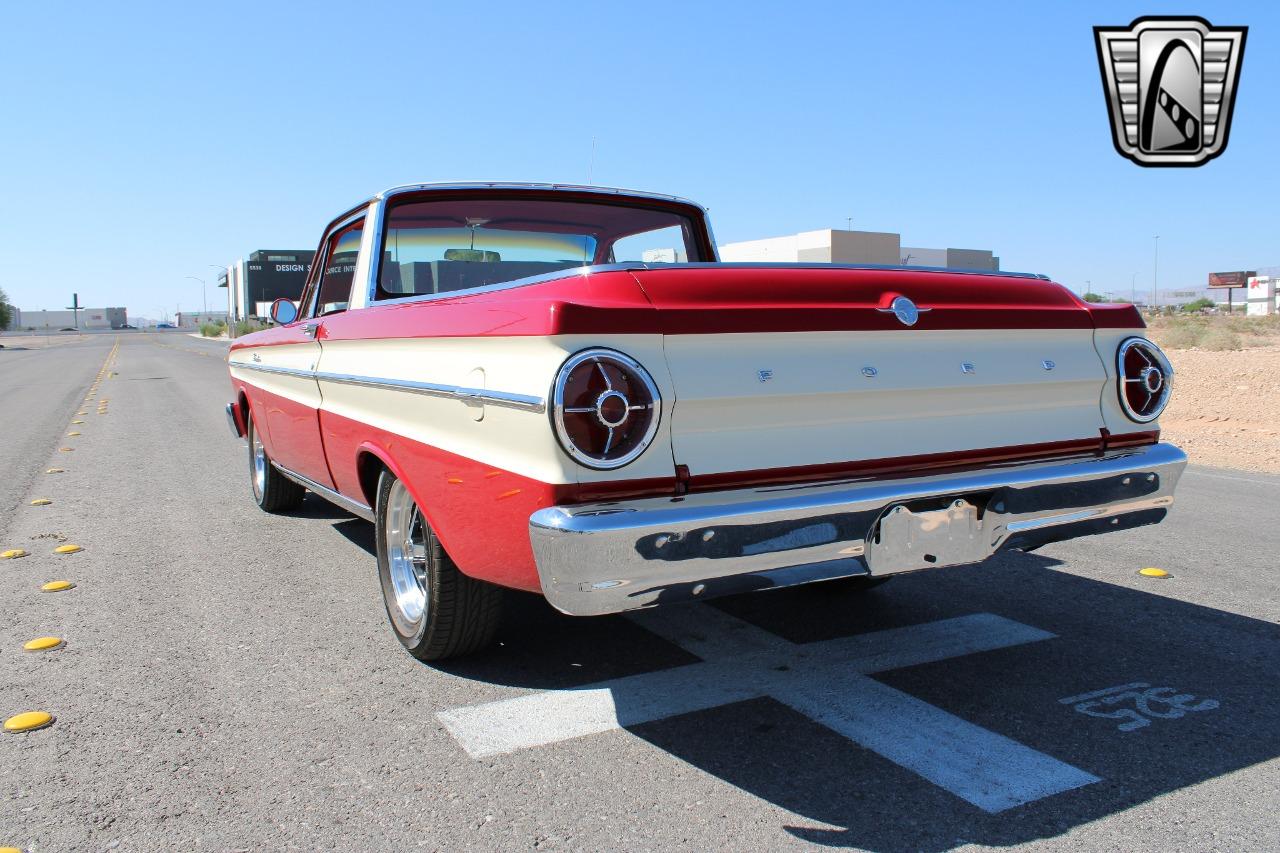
[1,334,1277,851]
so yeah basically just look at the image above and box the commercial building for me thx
[11,307,127,330]
[177,311,230,328]
[219,249,315,322]
[719,228,999,271]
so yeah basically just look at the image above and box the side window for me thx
[310,218,364,317]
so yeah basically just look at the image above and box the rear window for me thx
[376,196,703,300]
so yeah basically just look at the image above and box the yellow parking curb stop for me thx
[53,544,82,555]
[1139,567,1171,578]
[1,549,27,560]
[1,845,26,853]
[67,432,81,436]
[41,580,75,592]
[46,468,66,474]
[58,447,74,452]
[3,711,54,733]
[30,499,52,506]
[23,637,64,652]
[71,420,84,424]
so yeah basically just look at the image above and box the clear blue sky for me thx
[1,1,1274,319]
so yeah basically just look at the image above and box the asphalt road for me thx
[2,333,1277,852]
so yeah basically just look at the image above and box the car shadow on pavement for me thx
[294,496,369,524]
[432,550,1280,851]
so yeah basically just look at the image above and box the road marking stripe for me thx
[778,672,1099,813]
[438,662,761,758]
[438,609,1096,811]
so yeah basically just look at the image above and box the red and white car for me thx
[225,182,1185,660]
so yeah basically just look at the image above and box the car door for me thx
[255,214,365,487]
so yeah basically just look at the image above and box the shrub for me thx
[1181,297,1216,313]
[1154,318,1204,349]
[235,320,266,337]
[1082,292,1104,303]
[1199,326,1242,351]
[200,321,227,337]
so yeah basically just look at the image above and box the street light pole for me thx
[1131,272,1138,305]
[1152,236,1160,313]
[185,276,207,318]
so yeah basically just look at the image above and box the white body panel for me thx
[229,343,321,408]
[662,329,1113,476]
[309,335,675,486]
[233,326,1162,486]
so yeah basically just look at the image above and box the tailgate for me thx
[630,267,1109,480]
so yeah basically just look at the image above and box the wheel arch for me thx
[353,442,467,572]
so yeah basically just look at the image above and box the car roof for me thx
[371,181,708,212]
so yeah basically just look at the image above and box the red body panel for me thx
[319,408,559,592]
[629,267,1109,333]
[231,267,1143,349]
[234,324,335,487]
[1082,302,1146,328]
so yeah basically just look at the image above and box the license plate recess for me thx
[865,498,992,575]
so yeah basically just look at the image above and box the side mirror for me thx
[270,298,298,325]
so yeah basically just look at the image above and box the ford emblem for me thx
[892,296,919,326]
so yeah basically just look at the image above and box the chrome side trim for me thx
[230,361,545,412]
[529,442,1187,616]
[317,371,545,413]
[231,362,314,379]
[271,462,375,523]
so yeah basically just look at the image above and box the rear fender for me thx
[352,441,462,570]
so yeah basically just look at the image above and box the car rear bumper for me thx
[528,442,1186,616]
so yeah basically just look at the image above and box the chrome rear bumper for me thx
[529,442,1186,616]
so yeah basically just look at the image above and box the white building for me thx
[12,307,127,330]
[719,228,998,271]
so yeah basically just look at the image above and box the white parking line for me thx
[438,608,1098,812]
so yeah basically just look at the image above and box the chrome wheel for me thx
[251,423,267,501]
[383,478,429,634]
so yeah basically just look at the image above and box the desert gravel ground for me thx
[1,333,1278,852]
[1157,343,1280,474]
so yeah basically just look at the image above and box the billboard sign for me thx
[1208,270,1256,288]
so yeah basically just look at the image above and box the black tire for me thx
[375,470,502,661]
[247,412,305,513]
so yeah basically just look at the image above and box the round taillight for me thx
[1117,337,1173,423]
[552,349,661,469]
